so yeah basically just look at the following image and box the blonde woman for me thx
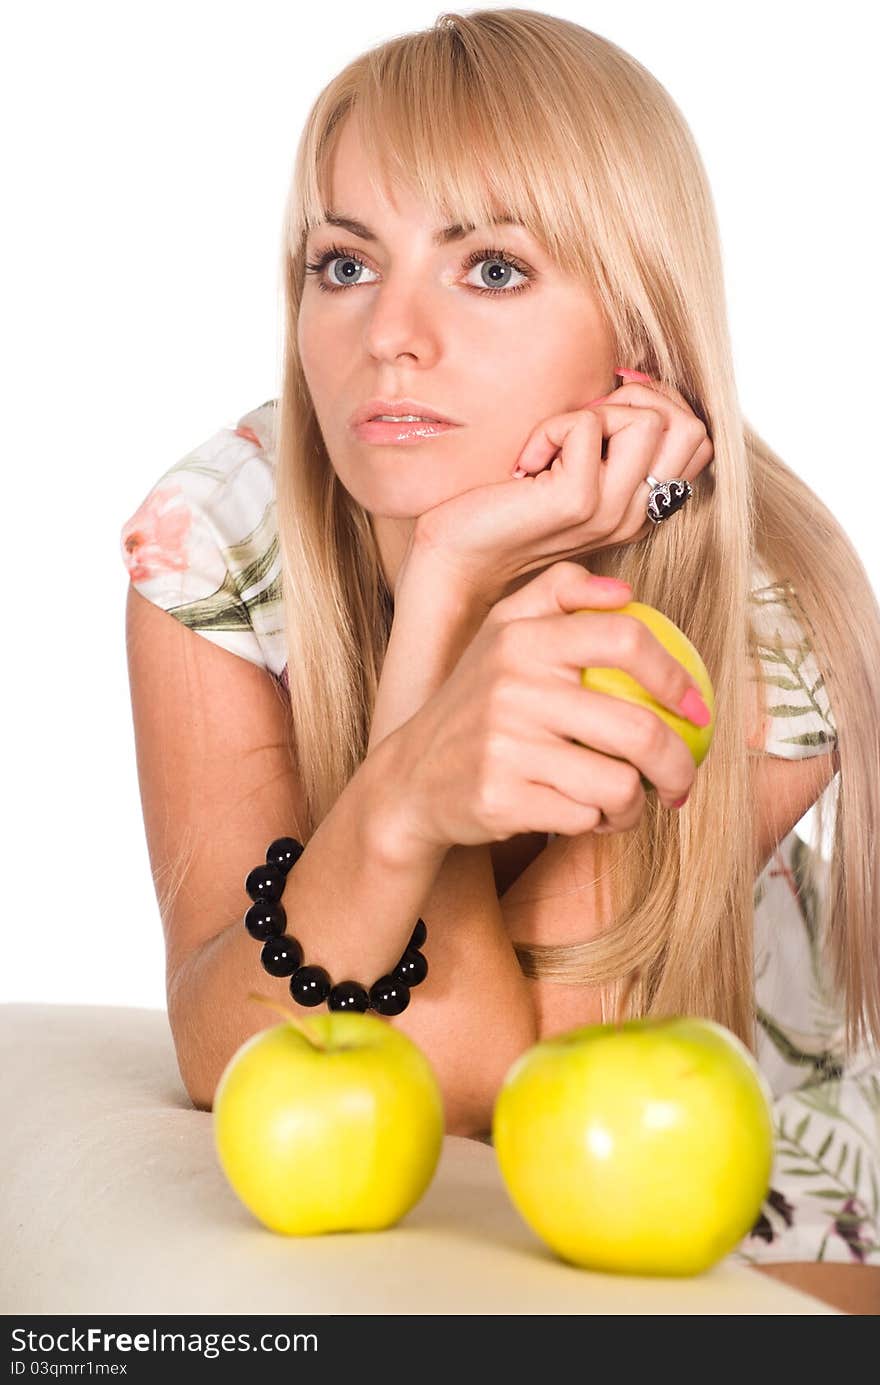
[122,12,879,1312]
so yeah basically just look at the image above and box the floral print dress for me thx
[121,400,879,1268]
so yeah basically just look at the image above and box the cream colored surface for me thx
[0,1003,838,1315]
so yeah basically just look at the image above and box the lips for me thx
[352,417,460,445]
[350,398,461,428]
[372,413,435,422]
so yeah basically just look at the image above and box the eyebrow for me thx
[317,209,525,247]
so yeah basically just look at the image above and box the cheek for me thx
[296,305,331,379]
[487,326,597,418]
[296,318,313,378]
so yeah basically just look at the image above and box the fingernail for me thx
[615,367,653,383]
[511,466,527,477]
[678,687,711,727]
[592,577,631,593]
[671,792,690,809]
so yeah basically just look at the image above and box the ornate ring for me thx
[645,473,692,525]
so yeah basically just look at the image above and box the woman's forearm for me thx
[368,546,488,753]
[363,544,539,1133]
[173,553,538,1137]
[497,831,612,1038]
[171,732,536,1136]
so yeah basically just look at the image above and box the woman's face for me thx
[297,116,617,586]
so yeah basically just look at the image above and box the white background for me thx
[3,1,876,1009]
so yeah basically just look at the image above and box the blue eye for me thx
[304,243,533,297]
[304,246,377,291]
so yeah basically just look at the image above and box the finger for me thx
[584,402,671,526]
[522,607,710,727]
[576,378,712,546]
[515,677,696,809]
[512,380,709,485]
[515,734,647,831]
[601,381,712,474]
[512,403,665,546]
[615,431,714,541]
[686,432,715,482]
[513,409,603,492]
[602,398,707,479]
[608,373,705,421]
[491,559,632,625]
[588,408,710,539]
[575,377,694,419]
[515,780,603,838]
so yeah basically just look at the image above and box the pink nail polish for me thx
[615,367,653,383]
[592,577,631,593]
[678,687,711,727]
[671,792,690,809]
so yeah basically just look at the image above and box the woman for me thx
[122,12,879,1310]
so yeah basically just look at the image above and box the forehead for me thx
[317,114,520,241]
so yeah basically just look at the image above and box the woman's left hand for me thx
[406,368,714,610]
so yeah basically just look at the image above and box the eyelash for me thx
[303,242,534,297]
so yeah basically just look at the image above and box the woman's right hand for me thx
[398,375,713,613]
[391,561,706,850]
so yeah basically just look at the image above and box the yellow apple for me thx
[492,1016,774,1276]
[214,1002,444,1235]
[575,600,715,779]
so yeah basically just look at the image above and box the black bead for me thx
[267,836,304,876]
[393,947,428,988]
[290,965,331,1007]
[369,976,411,1016]
[328,980,370,1012]
[244,898,286,941]
[260,934,303,977]
[409,918,427,949]
[245,862,285,903]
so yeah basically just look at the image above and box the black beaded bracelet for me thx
[243,836,428,1016]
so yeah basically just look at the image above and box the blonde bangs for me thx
[290,17,628,293]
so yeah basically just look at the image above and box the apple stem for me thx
[247,991,328,1051]
[616,969,642,1029]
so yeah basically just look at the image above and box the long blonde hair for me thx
[273,9,880,1058]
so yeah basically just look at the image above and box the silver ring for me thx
[645,473,692,525]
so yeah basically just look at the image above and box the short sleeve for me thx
[748,561,838,761]
[120,400,288,680]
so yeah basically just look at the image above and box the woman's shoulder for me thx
[748,558,837,761]
[119,399,286,679]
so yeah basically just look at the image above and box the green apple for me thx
[492,1016,774,1276]
[575,600,715,782]
[214,998,444,1235]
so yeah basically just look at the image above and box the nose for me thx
[362,276,442,367]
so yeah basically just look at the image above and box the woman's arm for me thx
[751,748,839,876]
[495,830,611,1036]
[750,1261,880,1316]
[171,729,535,1137]
[364,544,539,1129]
[140,541,537,1138]
[367,544,489,752]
